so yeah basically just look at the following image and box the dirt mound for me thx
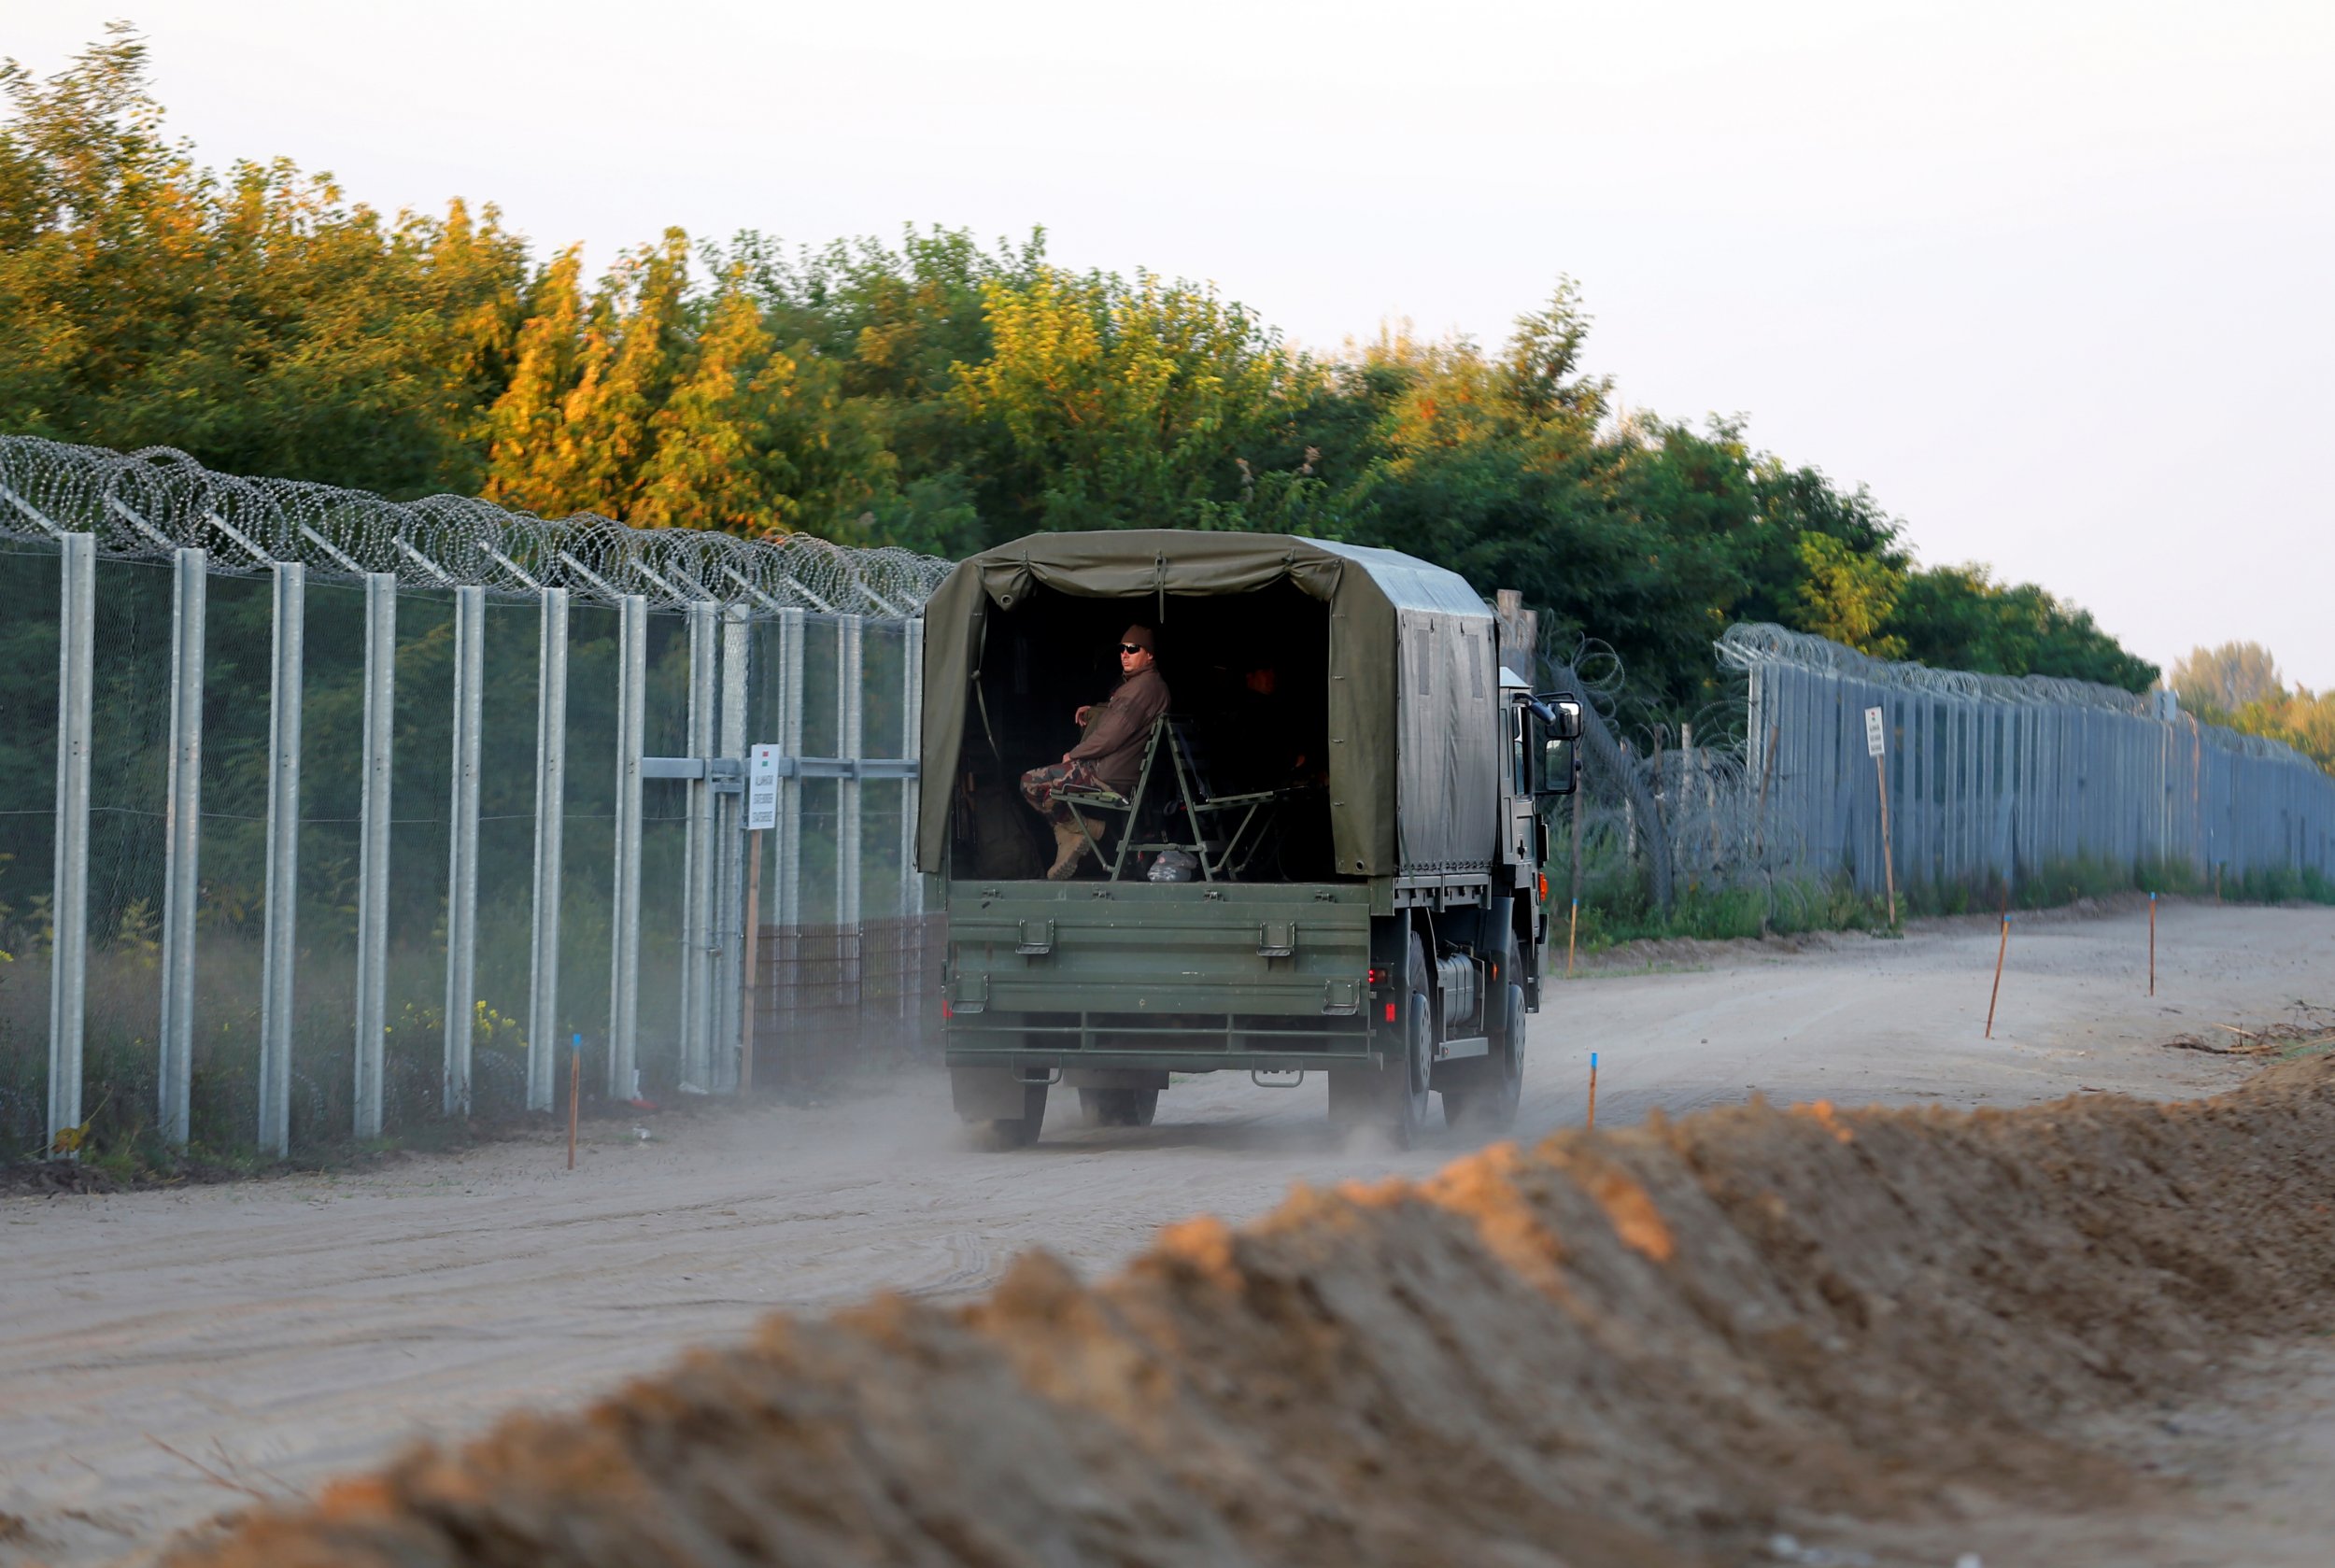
[167,1062,2335,1567]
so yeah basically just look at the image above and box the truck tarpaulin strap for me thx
[915,530,1499,880]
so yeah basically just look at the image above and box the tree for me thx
[632,275,895,535]
[0,26,526,496]
[1886,566,2158,692]
[949,265,1293,533]
[2229,687,2335,776]
[1794,531,1905,657]
[2171,642,2284,716]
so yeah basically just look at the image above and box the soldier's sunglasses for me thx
[1117,643,1146,654]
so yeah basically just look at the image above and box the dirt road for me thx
[4,897,2329,1564]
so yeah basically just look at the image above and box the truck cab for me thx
[914,530,1578,1147]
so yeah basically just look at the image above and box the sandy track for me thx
[3,898,2330,1563]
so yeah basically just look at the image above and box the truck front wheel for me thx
[1444,980,1525,1135]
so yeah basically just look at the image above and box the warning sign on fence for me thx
[748,744,780,830]
[1864,705,1886,758]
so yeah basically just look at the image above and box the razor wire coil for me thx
[1719,622,2318,770]
[0,436,950,617]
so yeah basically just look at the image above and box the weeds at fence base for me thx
[1560,852,2335,957]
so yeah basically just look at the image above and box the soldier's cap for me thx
[1118,625,1157,653]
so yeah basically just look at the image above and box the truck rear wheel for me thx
[952,1067,1049,1150]
[1077,1087,1159,1127]
[1328,932,1433,1147]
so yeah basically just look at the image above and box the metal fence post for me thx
[157,545,205,1148]
[901,614,926,918]
[776,608,805,932]
[680,600,716,1090]
[715,602,750,1091]
[258,561,304,1157]
[839,614,864,933]
[443,585,485,1116]
[608,594,647,1099]
[46,531,95,1156]
[352,572,395,1138]
[526,586,569,1112]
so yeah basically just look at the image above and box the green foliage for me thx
[0,26,527,498]
[2167,643,2334,777]
[1793,531,1905,657]
[950,265,1293,531]
[2172,641,2285,714]
[1886,565,2158,692]
[0,26,2161,717]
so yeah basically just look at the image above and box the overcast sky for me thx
[15,0,2332,687]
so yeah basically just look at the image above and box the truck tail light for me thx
[1538,873,1549,901]
[1384,1001,1397,1023]
[941,997,955,1021]
[1367,966,1388,987]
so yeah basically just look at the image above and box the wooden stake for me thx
[2148,892,2157,997]
[1586,1051,1598,1129]
[1875,749,1898,929]
[566,1040,579,1171]
[1985,915,2009,1038]
[1567,897,1578,979]
[741,826,763,1091]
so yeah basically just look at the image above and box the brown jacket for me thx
[1067,667,1171,795]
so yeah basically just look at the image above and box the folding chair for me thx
[1055,718,1172,882]
[1117,715,1300,883]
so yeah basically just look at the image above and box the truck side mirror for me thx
[1535,693,1582,742]
[1521,692,1582,798]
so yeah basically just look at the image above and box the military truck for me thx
[915,530,1579,1147]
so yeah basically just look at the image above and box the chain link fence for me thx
[0,437,945,1161]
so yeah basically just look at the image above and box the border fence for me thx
[1555,624,2335,922]
[6,438,2331,1159]
[0,436,949,1159]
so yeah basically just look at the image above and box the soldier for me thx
[1020,625,1170,879]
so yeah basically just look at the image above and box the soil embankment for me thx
[166,1057,2335,1567]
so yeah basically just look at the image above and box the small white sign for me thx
[747,744,780,830]
[1863,706,1887,758]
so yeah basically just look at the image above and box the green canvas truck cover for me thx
[916,530,1499,879]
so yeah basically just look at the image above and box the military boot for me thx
[1046,819,1088,880]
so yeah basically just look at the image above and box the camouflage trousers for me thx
[1019,759,1111,826]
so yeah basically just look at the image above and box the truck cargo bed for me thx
[943,879,1382,1069]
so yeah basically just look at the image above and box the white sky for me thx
[13,0,2333,687]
